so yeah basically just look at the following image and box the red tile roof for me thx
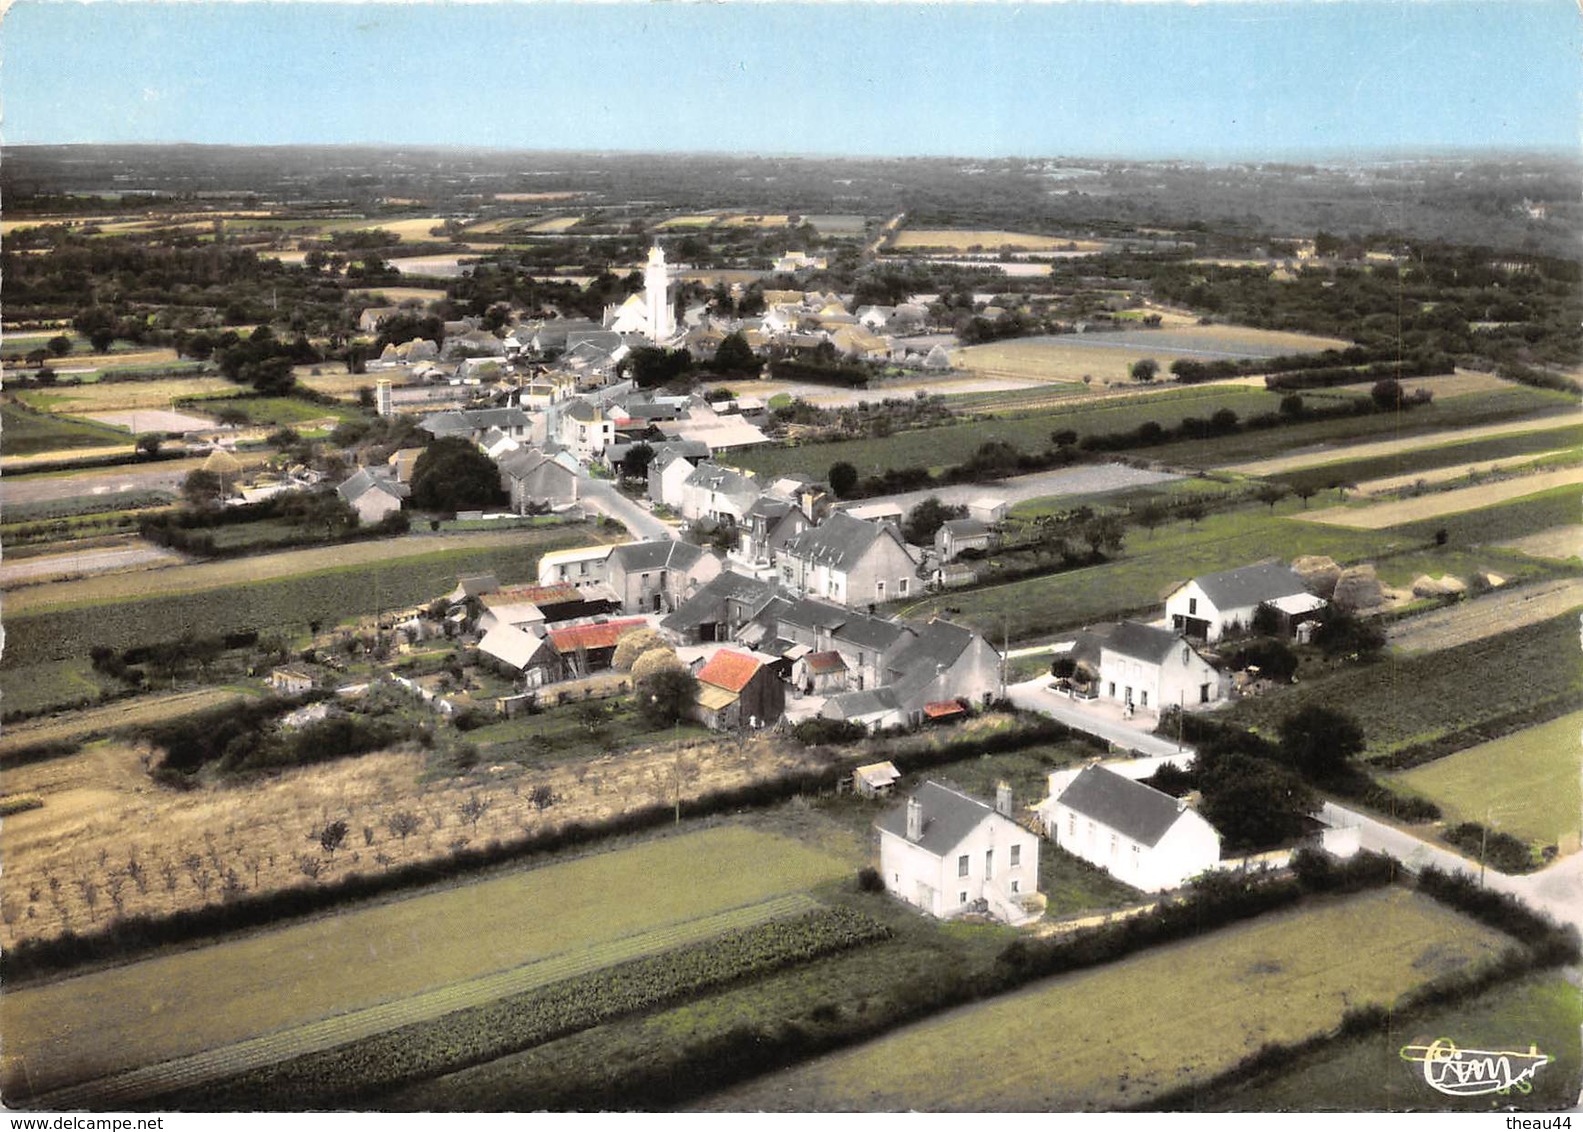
[546,618,647,653]
[696,649,762,693]
[805,650,847,674]
[923,700,967,719]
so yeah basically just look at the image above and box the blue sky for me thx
[3,1,1577,158]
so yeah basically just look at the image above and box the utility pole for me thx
[1479,806,1489,888]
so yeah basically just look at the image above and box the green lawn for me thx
[467,699,712,766]
[1390,710,1583,851]
[897,506,1400,641]
[1,824,850,1097]
[1222,613,1583,760]
[0,403,132,456]
[701,887,1511,1111]
[1206,971,1583,1113]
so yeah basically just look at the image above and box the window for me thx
[898,578,909,597]
[1067,814,1076,839]
[958,854,970,878]
[876,580,886,601]
[1011,879,1021,894]
[579,562,588,576]
[1087,820,1096,841]
[1131,844,1141,870]
[1140,690,1148,707]
[1188,597,1198,615]
[1201,682,1211,704]
[1108,681,1116,697]
[1009,844,1021,868]
[959,891,968,905]
[1110,832,1119,856]
[985,849,994,879]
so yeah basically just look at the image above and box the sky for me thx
[2,1,1578,159]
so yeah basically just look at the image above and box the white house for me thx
[1098,621,1225,713]
[557,400,616,462]
[776,511,920,607]
[1038,765,1220,893]
[1163,562,1319,642]
[536,545,616,590]
[876,780,1042,925]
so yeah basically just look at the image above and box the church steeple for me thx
[644,243,673,344]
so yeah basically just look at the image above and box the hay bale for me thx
[1411,574,1467,598]
[1333,564,1386,611]
[1292,555,1342,599]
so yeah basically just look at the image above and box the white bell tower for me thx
[643,244,673,344]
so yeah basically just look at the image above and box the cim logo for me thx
[1400,1038,1553,1098]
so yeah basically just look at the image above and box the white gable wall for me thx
[1099,642,1223,712]
[1045,799,1218,893]
[879,813,1040,920]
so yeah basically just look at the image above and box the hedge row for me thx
[149,907,892,1110]
[1371,695,1580,772]
[1263,355,1454,393]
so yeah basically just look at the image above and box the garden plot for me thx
[1386,578,1583,654]
[1300,467,1583,529]
[0,824,847,1098]
[703,888,1510,1111]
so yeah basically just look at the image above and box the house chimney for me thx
[905,796,923,842]
[995,781,1013,817]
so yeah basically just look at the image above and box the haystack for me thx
[1332,564,1385,611]
[1411,574,1467,598]
[1291,555,1342,599]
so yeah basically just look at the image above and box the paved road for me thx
[576,476,678,541]
[1006,678,1192,758]
[842,462,1182,518]
[0,543,183,585]
[20,893,819,1110]
[1320,801,1583,941]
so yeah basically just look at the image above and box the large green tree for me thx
[902,497,968,545]
[1198,751,1318,852]
[712,331,761,378]
[410,437,508,513]
[1277,705,1366,782]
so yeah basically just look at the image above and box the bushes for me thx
[790,718,868,747]
[165,906,892,1109]
[1415,866,1579,964]
[1441,823,1536,875]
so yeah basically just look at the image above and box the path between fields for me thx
[1355,448,1577,497]
[0,542,184,586]
[1386,578,1583,653]
[1219,414,1583,477]
[1298,466,1583,529]
[20,892,820,1110]
[3,530,550,615]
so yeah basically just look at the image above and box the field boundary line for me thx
[24,892,821,1110]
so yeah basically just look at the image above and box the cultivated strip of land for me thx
[20,893,820,1110]
[0,687,253,757]
[1299,467,1583,529]
[1385,579,1583,653]
[1498,525,1581,561]
[1221,415,1583,477]
[1355,449,1578,497]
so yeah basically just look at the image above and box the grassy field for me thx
[466,700,712,766]
[1390,710,1583,851]
[956,325,1352,382]
[896,506,1400,642]
[1389,483,1583,548]
[1207,970,1583,1113]
[1301,467,1583,529]
[0,658,126,720]
[0,825,848,1096]
[731,387,1287,479]
[2,531,598,667]
[179,395,363,426]
[15,382,240,418]
[701,887,1510,1111]
[1223,612,1582,760]
[1,403,133,456]
[0,687,254,757]
[1500,526,1581,562]
[891,229,1106,252]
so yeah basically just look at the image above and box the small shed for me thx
[853,760,901,798]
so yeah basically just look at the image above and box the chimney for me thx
[905,796,923,842]
[995,781,1013,818]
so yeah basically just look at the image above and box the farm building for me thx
[477,624,559,687]
[336,468,408,525]
[854,761,901,798]
[268,667,315,696]
[606,540,723,615]
[793,649,849,695]
[935,517,994,562]
[1163,562,1320,642]
[1038,765,1220,893]
[689,648,785,731]
[496,448,580,513]
[545,618,649,677]
[876,781,1042,925]
[1098,621,1225,713]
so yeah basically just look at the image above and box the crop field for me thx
[178,394,360,426]
[2,532,593,667]
[347,286,449,305]
[896,507,1396,642]
[1389,484,1583,549]
[0,658,125,720]
[1329,368,1514,399]
[1222,410,1583,477]
[704,888,1510,1111]
[4,347,186,375]
[718,213,795,228]
[522,216,581,233]
[1389,710,1583,852]
[656,213,722,229]
[804,215,867,236]
[0,825,848,1097]
[1499,526,1581,562]
[82,408,219,433]
[954,326,1351,384]
[389,254,476,277]
[1210,971,1583,1113]
[1386,579,1583,654]
[891,229,1105,252]
[730,387,1286,479]
[1301,467,1583,530]
[1224,612,1582,761]
[0,687,253,758]
[0,404,132,456]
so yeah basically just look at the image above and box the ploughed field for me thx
[698,887,1509,1111]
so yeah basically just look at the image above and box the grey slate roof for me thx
[781,511,905,574]
[661,571,777,633]
[886,619,976,692]
[941,518,991,539]
[337,467,408,504]
[1056,766,1188,848]
[875,780,999,856]
[1102,621,1185,665]
[824,686,900,721]
[611,539,706,575]
[1189,562,1310,609]
[683,461,761,498]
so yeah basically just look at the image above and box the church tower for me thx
[643,244,673,344]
